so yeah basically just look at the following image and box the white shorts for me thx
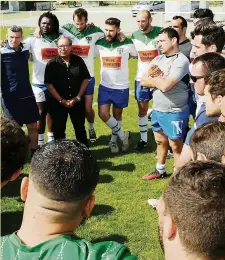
[32,85,46,102]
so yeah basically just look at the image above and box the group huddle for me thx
[1,6,225,260]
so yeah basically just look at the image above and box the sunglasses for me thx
[189,74,205,83]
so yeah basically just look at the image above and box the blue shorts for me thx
[85,77,95,96]
[151,109,190,140]
[1,96,40,126]
[135,80,153,102]
[98,85,129,108]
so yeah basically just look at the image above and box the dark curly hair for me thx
[38,11,59,35]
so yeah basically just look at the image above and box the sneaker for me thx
[142,169,167,180]
[121,131,131,152]
[134,139,148,152]
[109,141,119,153]
[89,128,97,143]
[147,199,159,210]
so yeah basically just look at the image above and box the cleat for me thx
[142,169,167,180]
[121,131,131,152]
[109,141,119,153]
[134,139,148,152]
[89,128,97,143]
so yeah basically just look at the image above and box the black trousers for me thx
[47,98,88,147]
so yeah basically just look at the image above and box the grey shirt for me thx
[150,52,190,112]
[179,39,192,59]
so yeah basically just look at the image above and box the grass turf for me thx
[1,27,177,260]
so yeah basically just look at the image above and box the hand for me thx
[1,39,6,47]
[117,32,126,42]
[68,98,77,108]
[61,99,71,108]
[141,74,152,87]
[86,22,95,29]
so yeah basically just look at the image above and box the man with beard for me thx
[157,161,225,260]
[141,28,190,180]
[95,18,137,153]
[25,11,61,146]
[61,8,104,143]
[132,10,162,151]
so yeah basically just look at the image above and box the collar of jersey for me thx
[42,33,59,43]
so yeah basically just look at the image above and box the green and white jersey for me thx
[24,34,59,85]
[95,38,137,89]
[61,24,104,77]
[1,233,137,260]
[132,26,162,81]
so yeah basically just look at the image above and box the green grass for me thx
[1,27,176,260]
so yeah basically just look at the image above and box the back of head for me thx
[163,161,225,259]
[190,121,225,162]
[159,27,179,45]
[1,117,29,182]
[193,8,214,20]
[193,23,225,53]
[205,68,225,99]
[73,8,88,21]
[192,52,225,75]
[105,17,121,28]
[30,139,99,202]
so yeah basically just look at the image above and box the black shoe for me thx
[89,128,97,143]
[134,139,148,152]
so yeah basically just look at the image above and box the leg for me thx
[47,99,67,139]
[169,138,184,168]
[69,101,88,147]
[134,81,152,151]
[36,101,47,146]
[46,112,54,142]
[176,144,193,169]
[26,122,38,150]
[85,77,96,142]
[111,106,123,142]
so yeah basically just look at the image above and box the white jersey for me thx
[24,35,58,85]
[132,26,162,81]
[60,24,104,77]
[95,38,137,90]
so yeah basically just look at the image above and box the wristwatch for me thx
[76,96,81,102]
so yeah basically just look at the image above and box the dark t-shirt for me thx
[44,54,90,100]
[179,39,192,59]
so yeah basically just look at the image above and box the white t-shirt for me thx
[95,38,137,90]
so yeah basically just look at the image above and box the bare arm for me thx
[140,74,179,92]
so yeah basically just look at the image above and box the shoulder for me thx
[70,54,85,63]
[88,26,104,34]
[177,52,190,64]
[96,37,105,46]
[153,26,162,34]
[131,30,141,39]
[62,23,74,30]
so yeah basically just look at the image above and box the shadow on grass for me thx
[91,130,157,161]
[1,211,23,236]
[98,161,136,172]
[99,174,114,183]
[92,234,128,244]
[91,204,115,217]
[1,173,27,198]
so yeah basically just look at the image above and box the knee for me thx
[98,110,107,122]
[138,107,148,117]
[155,138,168,146]
[85,105,93,114]
[170,142,183,153]
[27,122,37,130]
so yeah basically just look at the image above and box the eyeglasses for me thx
[189,74,205,83]
[57,45,70,49]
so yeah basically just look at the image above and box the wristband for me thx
[76,96,81,102]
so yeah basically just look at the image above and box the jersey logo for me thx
[102,56,121,69]
[86,37,92,44]
[117,47,124,55]
[138,50,158,62]
[171,120,183,135]
[71,45,90,57]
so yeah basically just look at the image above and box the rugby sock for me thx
[38,134,45,146]
[106,116,125,141]
[111,120,122,142]
[138,116,148,142]
[156,163,166,174]
[88,122,94,130]
[47,132,54,142]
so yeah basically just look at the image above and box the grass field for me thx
[0,28,176,260]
